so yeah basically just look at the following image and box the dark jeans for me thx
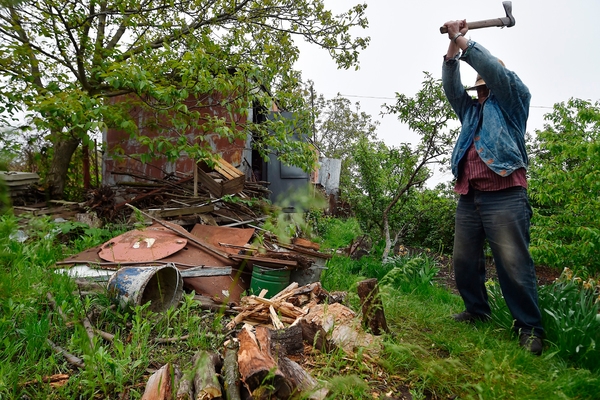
[453,186,544,336]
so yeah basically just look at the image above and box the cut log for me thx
[303,303,382,356]
[237,325,292,398]
[270,320,304,356]
[357,278,389,335]
[191,351,222,399]
[222,340,242,400]
[141,363,173,400]
[277,356,328,400]
[174,363,193,400]
[299,318,335,353]
[176,376,193,400]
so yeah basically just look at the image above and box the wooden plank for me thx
[229,255,297,268]
[148,204,214,218]
[215,158,243,180]
[179,266,232,277]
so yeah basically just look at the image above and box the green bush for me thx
[529,99,600,275]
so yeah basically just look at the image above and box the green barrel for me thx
[250,265,290,298]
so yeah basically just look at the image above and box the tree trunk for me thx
[82,142,90,189]
[277,356,328,400]
[46,135,81,199]
[382,211,392,260]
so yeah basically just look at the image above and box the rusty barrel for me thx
[250,265,290,299]
[107,264,183,312]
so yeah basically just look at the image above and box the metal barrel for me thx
[250,265,290,299]
[107,264,183,312]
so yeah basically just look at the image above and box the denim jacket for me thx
[442,41,531,178]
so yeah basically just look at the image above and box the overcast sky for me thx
[294,0,599,183]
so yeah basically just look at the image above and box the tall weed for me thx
[488,267,600,372]
[380,255,440,292]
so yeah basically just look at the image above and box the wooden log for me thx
[299,318,335,353]
[237,325,292,398]
[357,278,389,335]
[141,363,173,400]
[176,368,194,400]
[303,303,382,356]
[192,351,222,400]
[271,320,304,356]
[277,356,328,400]
[222,340,242,400]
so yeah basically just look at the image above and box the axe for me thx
[440,1,515,34]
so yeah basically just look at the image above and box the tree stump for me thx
[357,278,389,335]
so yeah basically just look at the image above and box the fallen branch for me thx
[47,339,84,369]
[46,292,69,325]
[82,316,95,348]
[94,328,115,343]
[21,374,70,388]
[154,335,190,344]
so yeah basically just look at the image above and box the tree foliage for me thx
[373,72,457,258]
[528,98,600,275]
[308,89,379,197]
[0,0,369,198]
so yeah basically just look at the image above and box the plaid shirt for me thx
[454,143,527,195]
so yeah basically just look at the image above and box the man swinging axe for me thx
[440,3,545,355]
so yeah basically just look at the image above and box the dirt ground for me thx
[434,254,562,295]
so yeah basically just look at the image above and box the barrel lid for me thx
[99,227,187,262]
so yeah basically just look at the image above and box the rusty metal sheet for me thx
[59,223,256,304]
[98,227,187,262]
[190,224,255,255]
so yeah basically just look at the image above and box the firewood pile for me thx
[141,281,386,400]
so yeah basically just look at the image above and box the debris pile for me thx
[139,280,384,400]
[52,204,388,399]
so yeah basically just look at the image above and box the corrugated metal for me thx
[317,157,342,196]
[102,94,249,186]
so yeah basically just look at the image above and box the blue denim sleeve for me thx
[442,54,473,123]
[460,41,531,128]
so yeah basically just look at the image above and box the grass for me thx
[1,213,600,399]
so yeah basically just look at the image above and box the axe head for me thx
[502,1,516,27]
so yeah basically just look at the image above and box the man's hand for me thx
[444,20,468,41]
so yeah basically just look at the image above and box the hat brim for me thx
[467,79,487,91]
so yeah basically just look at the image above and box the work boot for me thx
[519,333,543,356]
[452,311,490,323]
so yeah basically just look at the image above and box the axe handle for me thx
[440,18,512,34]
